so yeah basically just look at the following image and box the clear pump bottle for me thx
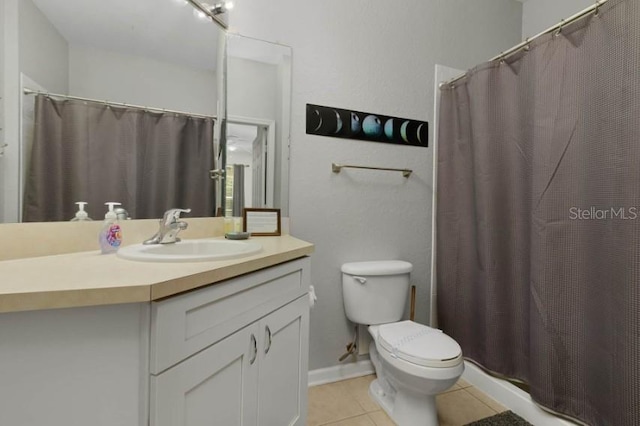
[70,202,92,221]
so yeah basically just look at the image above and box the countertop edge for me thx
[0,286,152,314]
[0,236,314,314]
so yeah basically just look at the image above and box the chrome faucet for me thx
[144,208,191,245]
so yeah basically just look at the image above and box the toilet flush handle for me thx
[353,276,367,285]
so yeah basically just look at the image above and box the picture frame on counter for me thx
[243,208,281,236]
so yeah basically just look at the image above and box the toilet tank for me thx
[342,260,413,325]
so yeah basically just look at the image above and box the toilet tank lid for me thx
[341,260,413,276]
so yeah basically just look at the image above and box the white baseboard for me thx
[462,361,575,426]
[308,360,374,387]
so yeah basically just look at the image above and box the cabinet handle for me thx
[265,325,272,354]
[250,334,257,365]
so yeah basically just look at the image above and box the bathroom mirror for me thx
[225,34,291,217]
[1,0,226,223]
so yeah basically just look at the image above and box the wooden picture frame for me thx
[243,208,281,236]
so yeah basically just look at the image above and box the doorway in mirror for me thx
[225,119,275,217]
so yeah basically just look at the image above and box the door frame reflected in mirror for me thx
[224,115,276,216]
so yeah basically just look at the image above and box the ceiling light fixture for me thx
[210,1,234,15]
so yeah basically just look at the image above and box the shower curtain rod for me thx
[442,0,608,87]
[23,88,217,121]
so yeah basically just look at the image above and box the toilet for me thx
[342,260,464,426]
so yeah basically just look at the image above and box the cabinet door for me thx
[151,257,310,374]
[151,324,259,426]
[257,296,309,426]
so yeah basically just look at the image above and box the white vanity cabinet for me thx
[0,255,311,426]
[150,257,310,426]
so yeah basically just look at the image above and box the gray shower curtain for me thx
[231,164,245,217]
[24,95,215,222]
[437,1,639,425]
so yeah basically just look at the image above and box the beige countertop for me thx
[0,235,314,313]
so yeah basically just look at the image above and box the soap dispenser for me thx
[98,202,122,254]
[70,202,92,221]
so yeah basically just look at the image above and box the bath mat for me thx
[465,411,533,426]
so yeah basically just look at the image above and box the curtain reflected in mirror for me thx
[225,164,246,217]
[23,95,215,222]
[2,0,225,223]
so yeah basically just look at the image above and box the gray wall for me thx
[227,56,278,121]
[522,0,592,39]
[69,45,217,116]
[18,0,68,94]
[0,0,6,222]
[230,0,523,371]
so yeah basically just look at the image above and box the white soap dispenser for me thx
[98,202,122,254]
[70,202,92,221]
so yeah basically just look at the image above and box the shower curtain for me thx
[436,1,639,425]
[231,164,245,217]
[23,95,216,222]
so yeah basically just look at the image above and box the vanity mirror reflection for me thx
[1,0,226,223]
[225,34,291,217]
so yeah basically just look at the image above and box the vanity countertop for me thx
[0,235,314,313]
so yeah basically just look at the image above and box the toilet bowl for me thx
[368,321,463,426]
[341,261,464,426]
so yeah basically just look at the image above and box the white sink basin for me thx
[117,239,262,263]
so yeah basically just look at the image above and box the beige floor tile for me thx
[324,414,377,426]
[368,410,396,426]
[440,381,461,394]
[341,375,381,412]
[436,389,497,426]
[308,381,367,426]
[464,387,507,413]
[456,378,473,388]
[308,376,503,426]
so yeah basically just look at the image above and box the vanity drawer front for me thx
[150,257,310,374]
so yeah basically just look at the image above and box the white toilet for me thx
[342,260,464,426]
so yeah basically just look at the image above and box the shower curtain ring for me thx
[594,1,600,17]
[554,20,564,37]
[523,38,531,52]
[499,53,505,65]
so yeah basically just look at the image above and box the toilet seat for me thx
[377,321,462,368]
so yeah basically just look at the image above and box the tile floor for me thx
[308,375,507,426]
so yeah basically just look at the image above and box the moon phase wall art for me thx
[306,104,428,148]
